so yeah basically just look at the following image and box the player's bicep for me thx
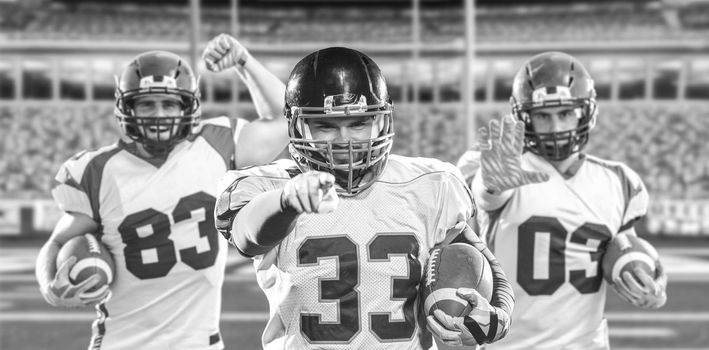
[50,212,100,246]
[234,118,289,168]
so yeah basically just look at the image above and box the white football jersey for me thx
[52,117,236,350]
[217,155,475,350]
[457,149,486,235]
[473,152,648,350]
[456,149,481,187]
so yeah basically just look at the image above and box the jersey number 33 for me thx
[299,232,421,343]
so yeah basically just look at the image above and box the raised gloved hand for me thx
[476,114,548,194]
[202,33,251,72]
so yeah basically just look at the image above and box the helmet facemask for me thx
[512,88,597,161]
[288,93,394,196]
[509,52,599,162]
[114,51,201,158]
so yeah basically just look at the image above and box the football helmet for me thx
[285,47,394,195]
[510,51,597,161]
[115,50,201,157]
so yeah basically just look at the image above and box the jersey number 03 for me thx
[517,215,612,295]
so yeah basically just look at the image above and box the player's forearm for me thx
[480,246,514,316]
[232,189,298,257]
[234,55,286,121]
[233,119,289,169]
[471,170,513,211]
[451,226,514,316]
[465,235,514,342]
[35,240,61,290]
[35,212,98,290]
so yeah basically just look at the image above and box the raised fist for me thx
[202,33,250,72]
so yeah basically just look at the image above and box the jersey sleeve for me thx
[200,114,244,149]
[51,151,97,220]
[432,163,477,245]
[214,161,293,246]
[198,116,237,170]
[619,164,649,232]
[456,149,481,187]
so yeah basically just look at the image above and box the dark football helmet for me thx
[510,51,598,161]
[285,47,394,195]
[115,50,201,157]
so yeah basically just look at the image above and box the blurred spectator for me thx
[1,2,697,44]
[2,103,707,200]
[587,103,709,199]
[0,105,267,199]
[0,105,119,199]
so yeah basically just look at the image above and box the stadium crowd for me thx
[0,105,118,199]
[588,103,709,200]
[2,103,707,200]
[3,1,709,44]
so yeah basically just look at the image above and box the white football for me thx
[602,233,657,285]
[421,243,493,317]
[56,233,115,299]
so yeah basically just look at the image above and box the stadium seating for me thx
[2,1,708,201]
[678,2,709,30]
[587,103,709,200]
[3,102,706,200]
[0,105,118,199]
[0,105,251,199]
[1,2,704,44]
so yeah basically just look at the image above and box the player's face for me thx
[132,94,184,141]
[529,106,581,144]
[306,115,379,163]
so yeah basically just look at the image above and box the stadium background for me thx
[0,0,708,349]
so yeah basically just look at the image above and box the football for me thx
[602,233,658,285]
[56,233,115,298]
[421,243,493,318]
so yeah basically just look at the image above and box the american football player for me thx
[214,47,514,349]
[466,51,667,349]
[35,35,288,350]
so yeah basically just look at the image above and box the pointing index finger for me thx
[318,173,334,191]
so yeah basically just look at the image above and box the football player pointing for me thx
[464,51,667,349]
[35,35,288,350]
[215,47,513,349]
